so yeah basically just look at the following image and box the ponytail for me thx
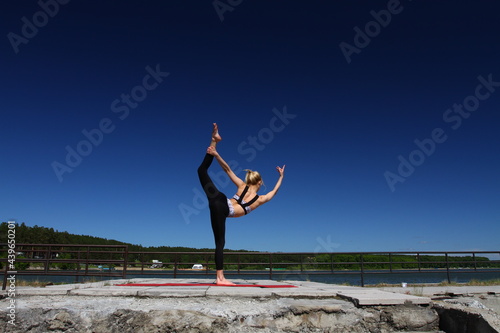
[244,169,263,186]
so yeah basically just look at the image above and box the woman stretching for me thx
[198,123,285,285]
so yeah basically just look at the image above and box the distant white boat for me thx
[192,264,203,270]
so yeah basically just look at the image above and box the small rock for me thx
[47,311,75,331]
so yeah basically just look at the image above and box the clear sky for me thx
[2,1,499,254]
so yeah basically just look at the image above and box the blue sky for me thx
[2,1,499,254]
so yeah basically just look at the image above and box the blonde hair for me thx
[244,169,263,186]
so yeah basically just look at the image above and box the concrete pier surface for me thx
[1,278,499,332]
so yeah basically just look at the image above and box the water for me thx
[5,269,500,286]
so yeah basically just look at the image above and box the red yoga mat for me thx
[116,283,297,288]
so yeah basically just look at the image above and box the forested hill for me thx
[0,222,221,253]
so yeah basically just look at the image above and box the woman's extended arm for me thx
[260,165,285,203]
[207,146,245,187]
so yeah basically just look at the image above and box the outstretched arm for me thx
[207,146,245,187]
[260,165,285,203]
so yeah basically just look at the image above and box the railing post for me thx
[269,253,273,280]
[44,246,50,274]
[76,249,81,283]
[473,253,477,271]
[445,253,451,283]
[2,258,8,290]
[237,254,241,274]
[389,253,393,273]
[174,254,178,278]
[360,254,365,287]
[85,246,90,276]
[417,253,421,271]
[108,249,113,271]
[123,245,128,279]
[330,253,334,273]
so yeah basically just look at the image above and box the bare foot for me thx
[206,146,217,155]
[212,123,222,143]
[216,278,236,286]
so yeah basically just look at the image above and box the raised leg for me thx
[210,123,222,148]
[202,123,234,285]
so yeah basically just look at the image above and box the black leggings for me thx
[197,153,229,270]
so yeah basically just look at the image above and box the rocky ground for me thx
[1,281,499,332]
[2,295,443,333]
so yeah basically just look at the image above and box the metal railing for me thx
[2,244,128,290]
[1,244,499,289]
